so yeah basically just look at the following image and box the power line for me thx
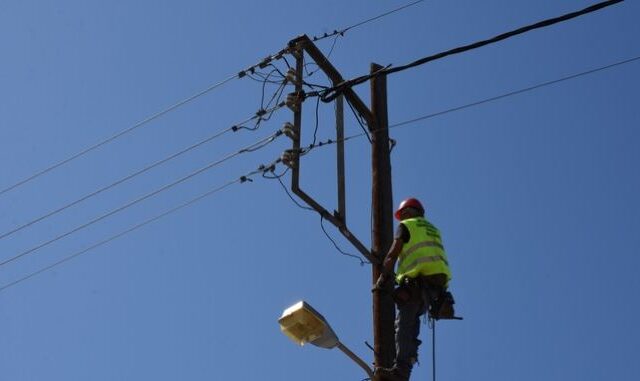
[264,161,368,265]
[0,49,291,197]
[312,0,426,42]
[0,130,284,268]
[320,0,625,102]
[295,54,640,148]
[305,0,426,79]
[388,55,640,130]
[0,74,234,197]
[0,102,287,242]
[269,54,639,262]
[0,161,278,293]
[320,215,367,265]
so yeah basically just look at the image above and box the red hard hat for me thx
[395,198,424,220]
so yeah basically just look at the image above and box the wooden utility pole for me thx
[286,36,396,377]
[370,62,396,371]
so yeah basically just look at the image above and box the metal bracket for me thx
[287,35,377,264]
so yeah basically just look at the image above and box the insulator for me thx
[281,149,298,169]
[282,122,298,140]
[285,69,297,83]
[286,92,300,112]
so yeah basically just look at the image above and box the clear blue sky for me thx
[1,1,639,380]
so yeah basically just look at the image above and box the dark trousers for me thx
[394,274,447,368]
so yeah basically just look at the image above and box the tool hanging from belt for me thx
[392,275,463,321]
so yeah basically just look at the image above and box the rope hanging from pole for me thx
[431,318,436,381]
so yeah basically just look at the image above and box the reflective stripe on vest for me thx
[396,217,451,283]
[402,241,445,258]
[401,254,449,274]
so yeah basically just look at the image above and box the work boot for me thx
[375,365,411,381]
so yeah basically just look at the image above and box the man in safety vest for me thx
[374,197,455,381]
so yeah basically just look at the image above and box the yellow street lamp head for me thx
[278,301,339,349]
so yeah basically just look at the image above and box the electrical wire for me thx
[312,0,426,42]
[0,74,237,197]
[320,215,367,265]
[0,47,293,198]
[305,35,342,78]
[0,130,284,268]
[388,54,640,130]
[264,153,368,264]
[311,96,321,146]
[305,0,427,80]
[345,97,372,143]
[0,161,278,293]
[272,169,367,265]
[300,54,640,144]
[7,48,628,287]
[320,0,625,102]
[260,69,281,108]
[0,103,287,243]
[275,175,314,212]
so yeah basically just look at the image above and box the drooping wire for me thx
[262,167,288,180]
[260,69,280,108]
[311,0,426,42]
[0,130,285,268]
[305,34,342,78]
[274,174,314,212]
[0,102,287,243]
[311,96,321,146]
[320,214,367,265]
[267,133,367,265]
[245,72,285,85]
[0,160,279,293]
[263,157,366,264]
[320,0,625,102]
[345,97,372,143]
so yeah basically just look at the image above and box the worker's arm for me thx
[373,238,404,291]
[382,238,403,276]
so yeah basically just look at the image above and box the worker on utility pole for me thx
[373,198,455,381]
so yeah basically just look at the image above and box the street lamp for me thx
[278,301,374,379]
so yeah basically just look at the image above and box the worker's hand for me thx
[372,273,393,293]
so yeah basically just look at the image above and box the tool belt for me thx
[393,274,456,320]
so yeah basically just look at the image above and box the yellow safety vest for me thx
[396,217,451,284]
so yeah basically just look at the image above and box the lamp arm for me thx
[336,342,374,379]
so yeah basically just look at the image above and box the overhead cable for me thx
[0,130,284,268]
[312,0,426,42]
[0,49,291,197]
[0,160,279,293]
[306,0,426,79]
[320,0,625,102]
[295,54,640,147]
[0,102,287,242]
[388,54,640,130]
[255,151,369,265]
